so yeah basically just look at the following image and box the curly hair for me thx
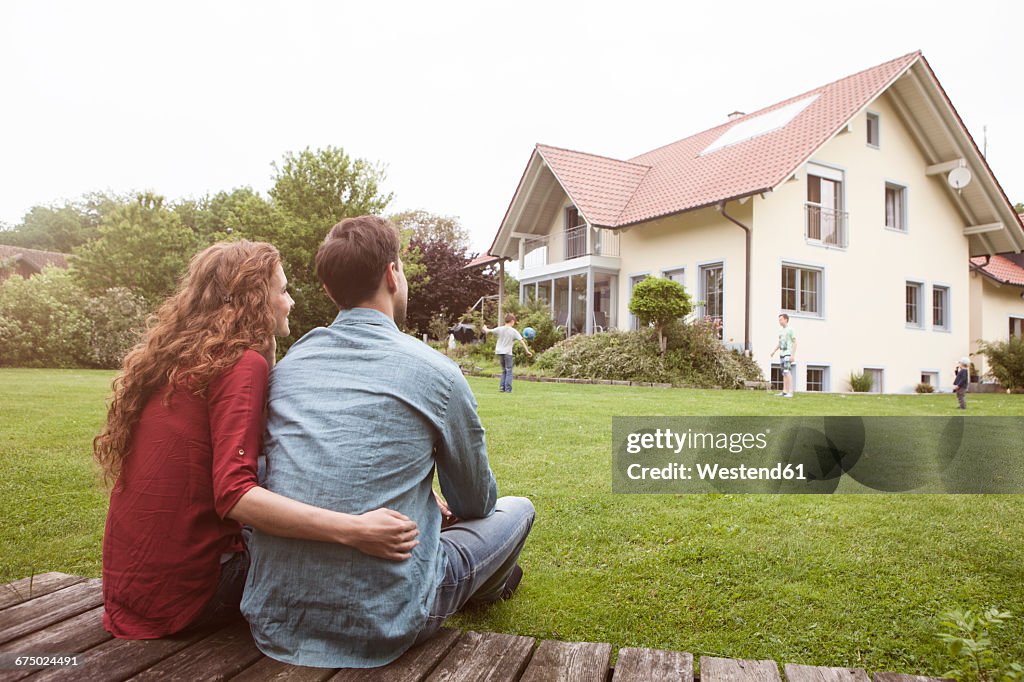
[94,240,281,485]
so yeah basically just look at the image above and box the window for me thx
[629,274,648,330]
[806,366,828,392]
[699,263,724,339]
[663,267,685,287]
[906,282,923,327]
[885,183,907,231]
[921,371,939,388]
[564,206,586,259]
[781,264,822,316]
[864,368,884,393]
[932,286,949,330]
[1011,317,1024,339]
[866,112,880,147]
[805,164,847,247]
[770,364,784,392]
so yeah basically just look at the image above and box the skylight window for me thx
[700,95,820,156]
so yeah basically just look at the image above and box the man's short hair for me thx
[316,216,401,309]
[504,313,516,324]
[778,313,790,321]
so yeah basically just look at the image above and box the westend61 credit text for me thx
[612,417,1024,494]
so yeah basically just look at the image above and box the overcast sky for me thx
[2,0,1021,253]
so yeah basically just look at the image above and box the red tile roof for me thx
[971,255,1024,287]
[533,52,920,228]
[464,253,503,269]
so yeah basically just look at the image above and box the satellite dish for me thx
[947,166,972,192]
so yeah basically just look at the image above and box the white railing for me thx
[805,204,848,248]
[521,227,620,269]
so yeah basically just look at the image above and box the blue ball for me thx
[523,327,536,340]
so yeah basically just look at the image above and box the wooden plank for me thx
[0,579,102,646]
[701,656,781,682]
[424,631,536,682]
[328,628,463,681]
[0,607,111,682]
[613,647,693,682]
[29,625,213,682]
[519,639,612,682]
[229,656,337,682]
[0,574,85,611]
[874,674,954,682]
[785,664,869,682]
[130,619,262,681]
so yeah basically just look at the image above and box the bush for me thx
[915,382,936,394]
[535,320,762,388]
[87,287,150,368]
[849,371,874,392]
[0,268,93,368]
[977,337,1024,390]
[628,277,692,353]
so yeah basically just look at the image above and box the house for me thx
[969,236,1024,378]
[0,245,69,282]
[486,51,1024,394]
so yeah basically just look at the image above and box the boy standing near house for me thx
[483,313,533,393]
[769,313,797,398]
[953,356,969,410]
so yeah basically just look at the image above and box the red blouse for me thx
[102,350,267,638]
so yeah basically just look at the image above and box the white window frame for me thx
[884,181,908,233]
[805,162,848,250]
[905,280,924,329]
[628,272,649,331]
[931,284,951,332]
[781,261,824,319]
[662,266,686,291]
[1011,315,1024,339]
[863,366,885,394]
[770,363,784,392]
[804,364,830,392]
[866,111,881,148]
[920,370,940,389]
[697,260,725,336]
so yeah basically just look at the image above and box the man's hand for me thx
[434,490,459,528]
[347,508,420,561]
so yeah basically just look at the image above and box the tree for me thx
[405,234,499,336]
[268,147,394,350]
[628,277,692,353]
[390,209,470,248]
[1014,202,1024,214]
[0,193,122,253]
[71,193,198,305]
[270,147,392,226]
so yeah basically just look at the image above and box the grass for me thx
[2,368,1023,673]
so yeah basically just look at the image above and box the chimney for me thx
[728,111,745,121]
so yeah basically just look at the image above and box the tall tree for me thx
[268,147,394,349]
[390,209,470,248]
[71,193,198,305]
[405,234,499,336]
[0,193,122,253]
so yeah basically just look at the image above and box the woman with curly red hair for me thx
[96,240,419,639]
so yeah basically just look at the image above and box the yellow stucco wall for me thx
[615,206,748,341]
[969,272,1024,378]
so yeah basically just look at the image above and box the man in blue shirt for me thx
[242,216,535,668]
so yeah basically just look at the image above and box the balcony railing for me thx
[804,203,848,248]
[521,226,620,269]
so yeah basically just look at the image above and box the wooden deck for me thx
[0,573,949,682]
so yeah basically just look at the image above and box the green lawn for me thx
[2,368,1023,673]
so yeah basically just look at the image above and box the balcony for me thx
[521,225,620,269]
[804,203,848,249]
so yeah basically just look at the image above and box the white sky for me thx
[2,0,1021,253]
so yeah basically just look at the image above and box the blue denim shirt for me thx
[241,308,497,668]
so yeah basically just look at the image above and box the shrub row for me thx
[0,268,149,369]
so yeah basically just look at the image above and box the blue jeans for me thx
[499,354,514,392]
[413,496,535,645]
